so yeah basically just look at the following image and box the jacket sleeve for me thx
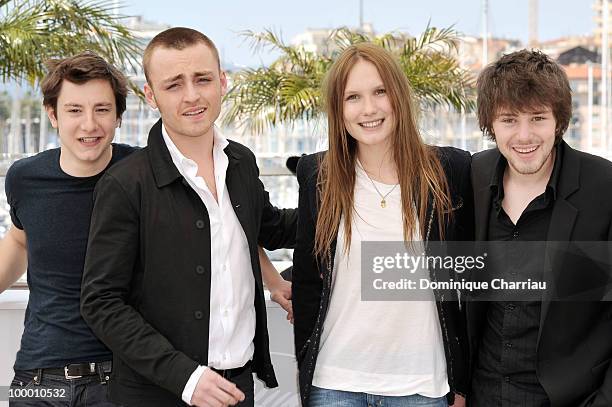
[455,150,475,242]
[80,173,197,397]
[453,150,474,397]
[587,361,612,406]
[255,154,297,250]
[438,147,473,398]
[291,155,323,366]
[584,222,612,406]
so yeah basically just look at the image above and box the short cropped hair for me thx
[41,51,128,119]
[142,27,220,84]
[477,49,572,142]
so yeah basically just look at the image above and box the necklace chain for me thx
[357,160,398,208]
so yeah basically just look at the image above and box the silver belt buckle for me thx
[64,365,82,379]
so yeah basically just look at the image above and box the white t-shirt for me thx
[311,164,450,397]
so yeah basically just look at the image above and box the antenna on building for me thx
[359,0,364,30]
[482,0,489,69]
[603,0,610,149]
[588,61,594,150]
[528,0,539,48]
[601,0,610,149]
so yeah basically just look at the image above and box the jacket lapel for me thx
[475,185,492,241]
[225,144,248,230]
[147,119,183,188]
[224,144,258,273]
[472,149,500,241]
[538,142,580,343]
[467,148,502,360]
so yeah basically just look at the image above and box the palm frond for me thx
[329,26,369,49]
[0,0,143,98]
[371,31,408,50]
[403,23,461,58]
[224,26,475,134]
[222,68,282,132]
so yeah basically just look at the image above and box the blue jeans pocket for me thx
[10,371,35,389]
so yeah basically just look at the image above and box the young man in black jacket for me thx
[81,27,296,407]
[468,49,612,407]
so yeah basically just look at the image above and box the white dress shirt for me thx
[160,126,255,405]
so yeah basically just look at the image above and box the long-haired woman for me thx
[292,42,473,407]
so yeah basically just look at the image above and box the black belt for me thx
[41,361,112,379]
[211,360,251,379]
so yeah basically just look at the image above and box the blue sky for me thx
[122,0,595,67]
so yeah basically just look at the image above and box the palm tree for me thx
[0,0,144,154]
[0,90,10,151]
[0,0,142,91]
[222,25,475,135]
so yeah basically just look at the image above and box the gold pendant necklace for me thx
[357,160,398,208]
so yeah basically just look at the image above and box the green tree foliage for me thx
[222,25,475,134]
[0,0,142,95]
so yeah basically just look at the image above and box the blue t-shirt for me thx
[5,144,136,370]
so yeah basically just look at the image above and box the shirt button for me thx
[505,342,513,349]
[195,220,205,229]
[194,311,203,320]
[512,231,519,239]
[506,303,516,311]
[504,376,511,382]
[196,265,205,275]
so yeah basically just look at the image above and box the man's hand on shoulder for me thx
[190,368,245,407]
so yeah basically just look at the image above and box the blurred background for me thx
[0,1,610,404]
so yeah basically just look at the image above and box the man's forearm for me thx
[259,246,293,321]
[259,246,283,287]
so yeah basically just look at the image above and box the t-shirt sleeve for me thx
[5,164,23,230]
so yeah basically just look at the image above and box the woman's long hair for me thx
[314,42,453,258]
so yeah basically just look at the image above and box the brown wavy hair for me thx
[42,51,128,119]
[477,49,572,143]
[314,42,452,258]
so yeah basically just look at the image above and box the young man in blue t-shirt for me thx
[0,52,134,406]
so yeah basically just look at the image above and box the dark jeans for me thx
[9,369,120,407]
[218,365,255,407]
